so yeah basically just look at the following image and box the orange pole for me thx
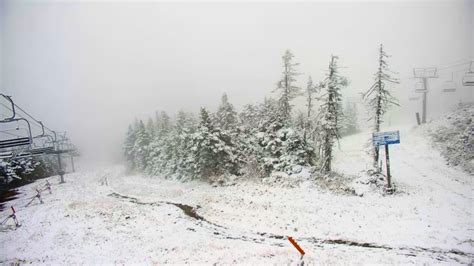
[288,236,305,256]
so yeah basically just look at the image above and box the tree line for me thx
[123,45,398,180]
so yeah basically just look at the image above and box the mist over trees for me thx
[122,50,366,180]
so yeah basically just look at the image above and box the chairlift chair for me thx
[31,135,56,155]
[414,82,426,93]
[0,118,33,152]
[0,151,13,160]
[463,61,474,86]
[443,72,456,92]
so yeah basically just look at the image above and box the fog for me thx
[1,0,473,168]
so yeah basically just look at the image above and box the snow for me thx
[1,126,473,264]
[420,103,474,174]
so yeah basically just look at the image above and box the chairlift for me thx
[462,61,474,86]
[443,72,456,92]
[31,134,56,155]
[0,151,13,160]
[13,151,33,159]
[30,146,55,155]
[0,118,33,151]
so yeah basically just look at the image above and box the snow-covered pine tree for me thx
[318,55,348,173]
[216,93,238,131]
[362,44,399,169]
[239,103,260,130]
[146,118,155,137]
[123,124,137,170]
[295,111,306,132]
[173,110,195,176]
[274,50,301,123]
[189,108,239,179]
[157,111,171,136]
[132,120,151,171]
[258,97,283,132]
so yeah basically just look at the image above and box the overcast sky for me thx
[1,0,473,167]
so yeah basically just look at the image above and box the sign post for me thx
[372,130,400,190]
[385,144,391,188]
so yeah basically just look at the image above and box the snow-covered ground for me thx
[0,126,473,264]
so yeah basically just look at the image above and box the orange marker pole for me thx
[288,236,305,256]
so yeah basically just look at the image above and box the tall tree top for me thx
[216,93,237,130]
[274,49,301,122]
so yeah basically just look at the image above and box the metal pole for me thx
[415,112,421,125]
[57,153,65,183]
[385,144,391,189]
[422,77,427,123]
[70,156,75,173]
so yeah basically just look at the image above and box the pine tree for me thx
[132,120,151,171]
[259,97,283,132]
[274,50,301,123]
[189,108,240,178]
[123,124,137,169]
[318,55,348,173]
[216,93,238,130]
[362,44,399,169]
[146,118,155,137]
[157,111,171,136]
[174,110,195,175]
[240,103,260,130]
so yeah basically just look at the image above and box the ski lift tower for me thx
[413,67,438,124]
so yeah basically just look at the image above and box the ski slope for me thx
[0,127,473,264]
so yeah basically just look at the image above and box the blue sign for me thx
[372,130,400,146]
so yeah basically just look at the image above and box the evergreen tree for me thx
[318,55,348,173]
[258,97,283,132]
[123,124,137,169]
[362,44,399,169]
[132,120,151,171]
[274,50,301,123]
[146,118,155,137]
[173,110,196,175]
[157,111,171,136]
[239,103,260,130]
[189,108,239,178]
[216,93,238,130]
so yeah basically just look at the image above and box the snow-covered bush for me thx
[0,155,57,184]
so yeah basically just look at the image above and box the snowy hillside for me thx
[421,103,474,174]
[0,125,472,264]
